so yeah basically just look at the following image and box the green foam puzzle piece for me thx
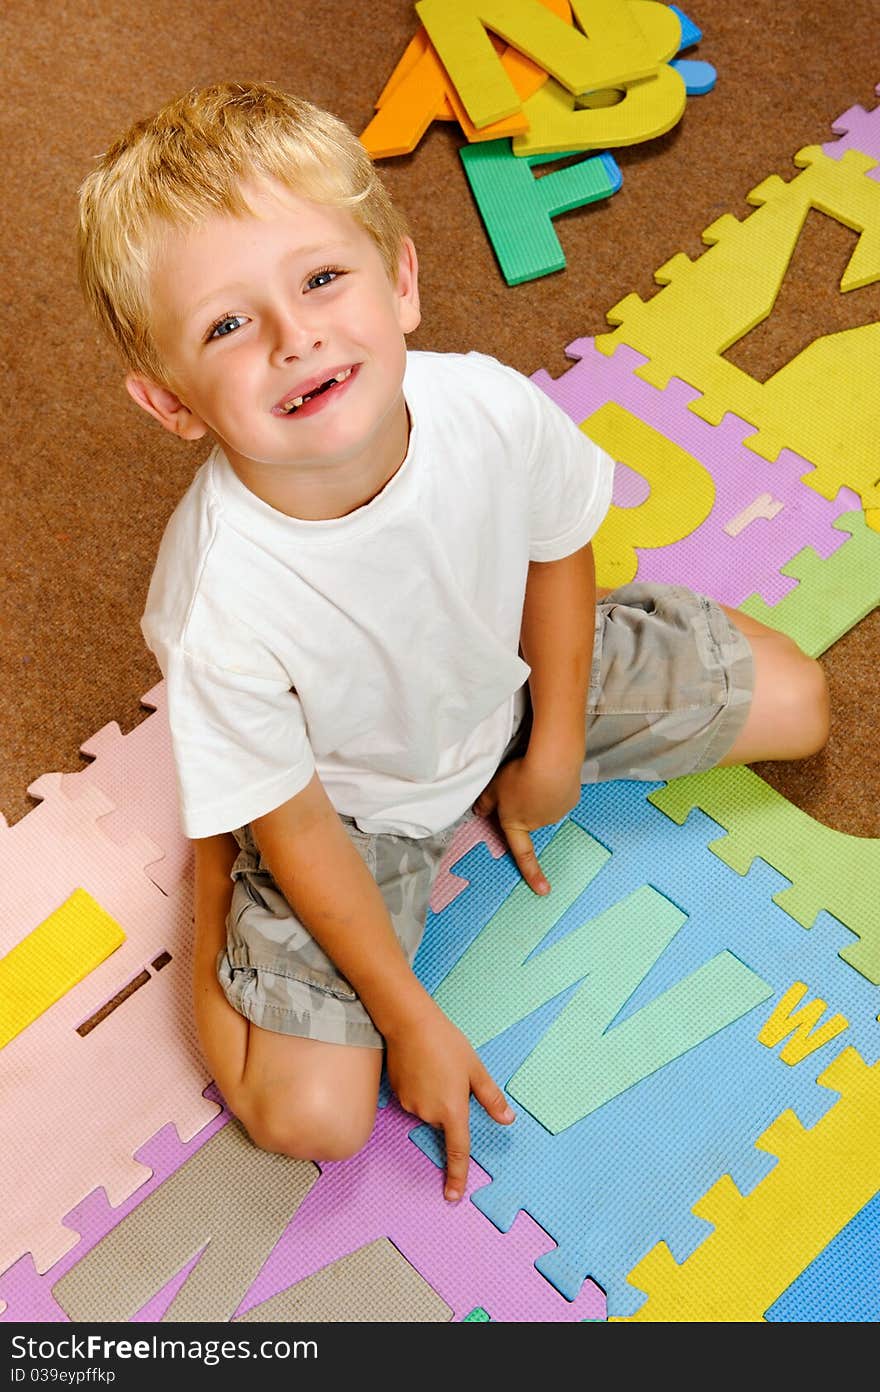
[435,820,611,1046]
[435,819,770,1134]
[460,138,621,285]
[649,765,880,984]
[508,910,771,1134]
[740,510,880,657]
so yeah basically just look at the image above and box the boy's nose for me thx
[269,308,323,364]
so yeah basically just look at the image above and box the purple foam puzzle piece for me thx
[823,83,880,176]
[234,1099,606,1323]
[531,339,860,607]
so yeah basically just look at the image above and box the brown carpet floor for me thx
[1,0,878,836]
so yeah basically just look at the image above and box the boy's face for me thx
[128,179,420,513]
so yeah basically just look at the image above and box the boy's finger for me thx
[472,780,498,817]
[504,824,550,895]
[472,1068,515,1126]
[443,1117,471,1202]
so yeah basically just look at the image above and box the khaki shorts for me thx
[218,582,754,1048]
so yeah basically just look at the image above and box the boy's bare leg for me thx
[193,833,382,1163]
[593,587,829,766]
[717,606,830,765]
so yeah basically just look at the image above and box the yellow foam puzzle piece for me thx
[597,147,880,511]
[513,63,686,154]
[586,402,715,587]
[615,1048,880,1321]
[415,0,679,130]
[445,4,571,143]
[0,888,126,1048]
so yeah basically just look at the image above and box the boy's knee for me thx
[781,644,830,757]
[240,1083,375,1163]
[800,655,831,754]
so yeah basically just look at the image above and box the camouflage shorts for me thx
[218,581,753,1049]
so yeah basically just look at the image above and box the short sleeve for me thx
[523,375,616,562]
[161,644,316,838]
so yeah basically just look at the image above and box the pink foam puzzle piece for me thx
[430,812,509,913]
[50,682,191,898]
[0,1089,229,1322]
[0,786,218,1282]
[823,83,880,176]
[235,1099,606,1322]
[531,339,861,607]
[611,459,651,508]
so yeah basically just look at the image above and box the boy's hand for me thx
[473,755,582,895]
[383,998,514,1201]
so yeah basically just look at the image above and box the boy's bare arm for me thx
[474,542,596,892]
[520,541,595,766]
[251,774,513,1199]
[192,831,249,1099]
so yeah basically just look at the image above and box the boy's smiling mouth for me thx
[274,365,357,416]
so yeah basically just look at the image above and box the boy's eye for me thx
[207,313,247,340]
[306,268,342,291]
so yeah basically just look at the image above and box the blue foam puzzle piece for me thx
[412,780,880,1317]
[670,58,717,95]
[670,5,702,48]
[765,1189,880,1322]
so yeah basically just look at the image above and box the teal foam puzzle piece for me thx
[649,764,880,985]
[740,510,880,657]
[460,139,621,285]
[463,1306,491,1321]
[435,824,771,1134]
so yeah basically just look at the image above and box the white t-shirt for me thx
[141,350,615,839]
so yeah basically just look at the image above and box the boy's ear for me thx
[125,374,209,441]
[395,236,421,334]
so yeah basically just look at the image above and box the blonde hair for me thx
[77,80,410,383]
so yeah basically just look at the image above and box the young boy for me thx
[77,80,830,1203]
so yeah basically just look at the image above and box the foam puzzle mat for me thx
[2,84,880,1325]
